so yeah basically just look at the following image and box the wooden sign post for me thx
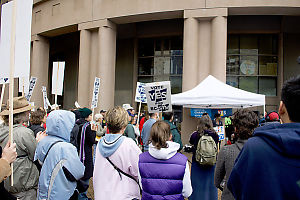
[8,0,18,186]
[54,62,59,109]
[0,84,6,112]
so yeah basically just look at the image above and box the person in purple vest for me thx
[138,121,192,200]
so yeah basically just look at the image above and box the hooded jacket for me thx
[0,123,39,194]
[35,110,85,200]
[227,123,300,200]
[93,134,141,200]
[139,141,192,199]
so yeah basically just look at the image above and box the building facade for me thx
[1,0,300,144]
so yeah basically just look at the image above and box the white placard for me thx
[51,62,65,96]
[75,101,81,108]
[135,82,147,103]
[25,77,37,101]
[145,81,172,113]
[91,77,100,109]
[19,77,29,93]
[0,0,33,79]
[214,126,225,141]
[42,86,49,110]
[0,78,9,84]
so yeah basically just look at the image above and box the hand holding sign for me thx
[145,81,172,113]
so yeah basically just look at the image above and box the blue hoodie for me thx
[227,123,300,200]
[98,134,125,157]
[34,110,85,200]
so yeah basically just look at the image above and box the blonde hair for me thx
[106,106,129,133]
[149,121,171,150]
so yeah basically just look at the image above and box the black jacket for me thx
[28,124,45,137]
[76,119,97,180]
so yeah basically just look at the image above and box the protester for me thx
[0,96,39,200]
[76,108,97,200]
[260,111,280,126]
[94,113,106,140]
[138,120,192,199]
[214,109,259,200]
[141,112,159,151]
[99,110,107,129]
[227,76,300,199]
[189,115,219,200]
[162,112,183,151]
[213,113,223,127]
[28,108,46,137]
[34,110,85,200]
[124,113,138,143]
[93,106,141,199]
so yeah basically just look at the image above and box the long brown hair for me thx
[197,115,215,135]
[149,120,171,150]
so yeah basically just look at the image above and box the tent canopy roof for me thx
[171,75,265,108]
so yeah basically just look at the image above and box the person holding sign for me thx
[0,96,39,200]
[214,109,259,200]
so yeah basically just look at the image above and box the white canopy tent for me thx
[171,75,265,111]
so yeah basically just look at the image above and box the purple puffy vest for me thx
[139,152,187,200]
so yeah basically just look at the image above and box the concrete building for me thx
[1,0,300,144]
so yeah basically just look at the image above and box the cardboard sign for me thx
[25,77,37,101]
[0,0,33,79]
[214,126,225,141]
[135,82,147,103]
[91,77,100,109]
[42,86,48,110]
[51,62,65,95]
[0,78,9,84]
[145,81,172,113]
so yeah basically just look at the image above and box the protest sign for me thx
[42,86,49,111]
[214,126,225,141]
[19,77,29,94]
[25,77,37,101]
[0,78,9,84]
[0,0,33,79]
[91,77,100,109]
[51,62,65,96]
[145,81,172,113]
[75,101,81,108]
[135,82,147,103]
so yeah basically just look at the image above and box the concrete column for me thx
[78,29,91,107]
[198,20,211,82]
[182,17,199,92]
[98,23,116,111]
[31,35,49,107]
[210,16,227,82]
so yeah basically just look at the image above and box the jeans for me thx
[78,179,90,200]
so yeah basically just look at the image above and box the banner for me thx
[214,126,225,141]
[0,78,9,84]
[42,86,48,110]
[91,77,100,109]
[25,77,37,101]
[0,0,33,79]
[51,62,65,95]
[135,82,147,103]
[145,81,172,113]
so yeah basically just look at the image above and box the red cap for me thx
[268,112,279,121]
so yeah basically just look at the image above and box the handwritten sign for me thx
[214,126,225,141]
[51,62,65,95]
[145,81,172,113]
[0,78,9,84]
[42,86,49,110]
[91,77,100,109]
[25,77,37,101]
[135,82,147,103]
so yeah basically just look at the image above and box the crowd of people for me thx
[0,76,299,200]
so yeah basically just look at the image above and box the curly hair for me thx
[30,109,46,125]
[106,106,129,134]
[232,109,259,140]
[149,121,171,150]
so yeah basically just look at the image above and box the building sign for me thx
[135,82,147,103]
[145,81,172,113]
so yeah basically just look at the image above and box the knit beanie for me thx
[79,108,92,118]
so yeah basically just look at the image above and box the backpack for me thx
[195,133,217,166]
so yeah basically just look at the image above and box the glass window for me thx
[138,37,183,94]
[226,34,278,96]
[259,77,277,96]
[239,76,258,93]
